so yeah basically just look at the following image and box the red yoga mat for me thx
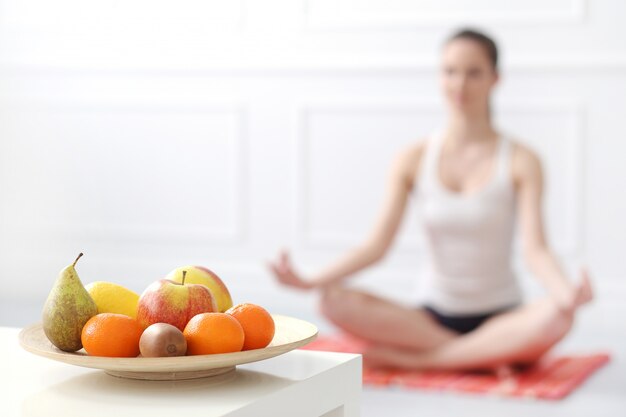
[300,333,610,400]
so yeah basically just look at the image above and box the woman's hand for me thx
[267,148,416,292]
[554,268,594,314]
[573,268,594,307]
[268,250,315,290]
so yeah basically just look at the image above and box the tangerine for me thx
[81,313,143,357]
[226,303,275,350]
[183,313,244,355]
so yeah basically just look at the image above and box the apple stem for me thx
[182,270,187,285]
[73,252,83,267]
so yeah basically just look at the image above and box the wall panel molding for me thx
[0,100,249,245]
[305,0,587,29]
[4,55,626,75]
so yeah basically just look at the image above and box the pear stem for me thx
[182,270,187,285]
[73,253,84,267]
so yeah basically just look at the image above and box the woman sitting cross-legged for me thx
[268,28,593,373]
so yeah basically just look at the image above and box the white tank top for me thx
[413,132,523,315]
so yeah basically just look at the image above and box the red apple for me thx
[137,272,217,331]
[166,265,233,312]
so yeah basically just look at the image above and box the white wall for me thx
[1,0,625,329]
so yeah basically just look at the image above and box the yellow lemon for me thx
[85,282,140,319]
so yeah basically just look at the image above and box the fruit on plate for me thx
[42,253,98,352]
[226,303,275,350]
[136,271,218,331]
[139,323,187,357]
[81,313,143,357]
[183,312,244,355]
[166,266,233,312]
[85,281,139,319]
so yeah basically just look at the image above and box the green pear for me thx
[42,253,98,352]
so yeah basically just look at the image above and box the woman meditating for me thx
[269,29,593,372]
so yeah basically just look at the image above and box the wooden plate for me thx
[19,314,318,380]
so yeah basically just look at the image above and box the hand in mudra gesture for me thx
[268,250,315,290]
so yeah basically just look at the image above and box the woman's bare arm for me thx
[513,143,593,312]
[269,143,424,289]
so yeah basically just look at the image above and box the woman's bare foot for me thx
[493,365,519,394]
[361,344,395,369]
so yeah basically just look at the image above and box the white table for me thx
[0,327,362,417]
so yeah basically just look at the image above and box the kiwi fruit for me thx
[139,323,187,357]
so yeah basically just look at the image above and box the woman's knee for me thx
[497,299,575,365]
[318,285,363,320]
[535,299,574,345]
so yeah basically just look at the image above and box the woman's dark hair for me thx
[446,28,499,71]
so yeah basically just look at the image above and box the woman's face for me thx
[440,39,499,115]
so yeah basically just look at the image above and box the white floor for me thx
[2,299,624,416]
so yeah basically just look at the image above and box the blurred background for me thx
[0,0,624,356]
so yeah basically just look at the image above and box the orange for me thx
[81,313,143,357]
[226,303,275,350]
[183,313,244,355]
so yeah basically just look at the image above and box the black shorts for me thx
[424,305,517,334]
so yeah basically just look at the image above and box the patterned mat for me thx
[300,333,610,400]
